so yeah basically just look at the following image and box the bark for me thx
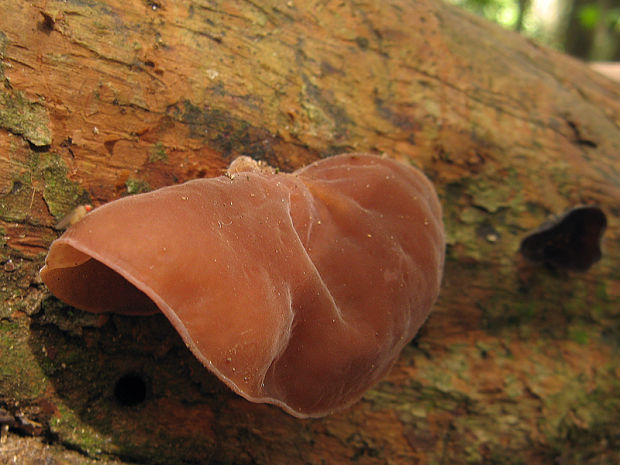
[0,1,619,464]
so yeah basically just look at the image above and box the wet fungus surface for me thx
[40,153,445,418]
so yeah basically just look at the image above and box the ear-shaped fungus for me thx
[40,154,445,418]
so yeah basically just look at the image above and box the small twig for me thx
[28,185,36,212]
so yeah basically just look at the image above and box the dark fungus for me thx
[519,206,607,272]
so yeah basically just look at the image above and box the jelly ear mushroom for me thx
[519,206,607,272]
[40,153,445,418]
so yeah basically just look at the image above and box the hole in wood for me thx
[114,373,148,406]
[519,206,607,272]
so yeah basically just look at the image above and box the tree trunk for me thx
[1,1,618,464]
[515,0,531,32]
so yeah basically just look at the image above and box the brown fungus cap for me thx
[40,153,445,418]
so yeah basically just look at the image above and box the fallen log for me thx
[0,1,618,464]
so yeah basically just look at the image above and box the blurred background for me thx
[447,0,620,62]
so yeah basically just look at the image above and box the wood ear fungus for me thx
[40,153,445,418]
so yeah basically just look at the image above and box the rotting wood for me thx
[0,1,618,464]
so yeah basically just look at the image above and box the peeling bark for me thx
[0,1,618,464]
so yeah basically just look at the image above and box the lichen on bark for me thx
[0,0,618,464]
[0,88,52,147]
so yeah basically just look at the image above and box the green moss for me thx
[542,370,620,462]
[0,320,49,400]
[0,173,34,222]
[595,281,609,301]
[148,141,168,163]
[513,300,536,321]
[466,175,523,214]
[125,178,150,195]
[0,88,52,147]
[439,180,514,263]
[0,31,6,75]
[49,403,105,456]
[0,150,89,222]
[568,327,590,345]
[39,153,91,218]
[460,206,486,224]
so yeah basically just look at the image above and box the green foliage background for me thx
[447,0,620,61]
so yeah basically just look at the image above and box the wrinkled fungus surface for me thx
[41,154,445,418]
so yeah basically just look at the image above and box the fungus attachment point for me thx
[40,153,445,418]
[54,204,93,230]
[519,206,607,272]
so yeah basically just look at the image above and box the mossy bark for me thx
[0,1,618,464]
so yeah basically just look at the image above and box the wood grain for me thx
[0,1,618,464]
